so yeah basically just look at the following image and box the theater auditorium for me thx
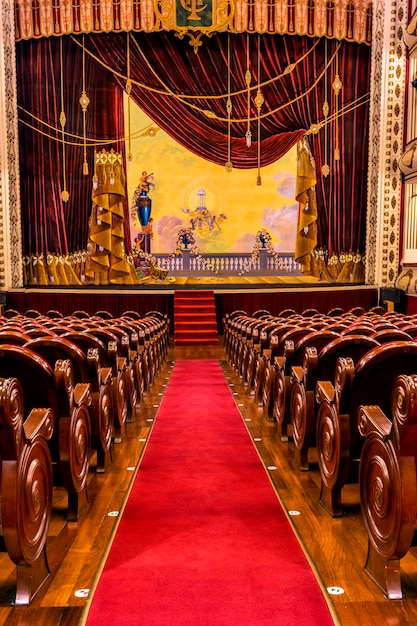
[1,0,417,624]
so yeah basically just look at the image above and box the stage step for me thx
[174,290,218,346]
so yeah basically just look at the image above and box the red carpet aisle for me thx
[84,361,336,626]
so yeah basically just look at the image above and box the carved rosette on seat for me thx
[53,359,92,520]
[290,349,316,470]
[315,356,355,517]
[358,373,417,600]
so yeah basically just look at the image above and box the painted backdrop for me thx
[125,97,298,255]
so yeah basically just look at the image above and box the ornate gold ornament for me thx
[59,39,69,202]
[79,36,90,176]
[154,0,235,50]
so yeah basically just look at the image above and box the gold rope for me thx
[68,34,340,125]
[70,34,321,107]
[19,93,370,148]
[18,109,158,145]
[332,49,342,161]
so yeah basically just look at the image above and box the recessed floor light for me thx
[74,589,90,598]
[108,511,119,517]
[288,510,301,516]
[327,586,345,596]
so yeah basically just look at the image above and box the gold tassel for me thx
[321,39,330,177]
[332,47,342,162]
[79,35,90,176]
[60,39,69,202]
[255,35,264,186]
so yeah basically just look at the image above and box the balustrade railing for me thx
[153,249,301,276]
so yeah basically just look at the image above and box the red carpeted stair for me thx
[174,290,219,345]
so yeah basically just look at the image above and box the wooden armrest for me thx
[274,356,284,370]
[315,380,336,404]
[73,382,91,407]
[116,356,127,372]
[358,405,392,439]
[291,365,304,384]
[23,407,54,443]
[100,366,113,385]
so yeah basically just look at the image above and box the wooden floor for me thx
[1,341,417,625]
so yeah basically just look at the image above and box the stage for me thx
[6,277,381,333]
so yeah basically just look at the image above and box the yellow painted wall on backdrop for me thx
[125,96,298,255]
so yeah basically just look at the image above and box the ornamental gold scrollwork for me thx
[154,0,235,38]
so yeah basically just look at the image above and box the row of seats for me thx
[0,308,169,605]
[223,305,417,600]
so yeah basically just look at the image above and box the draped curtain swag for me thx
[15,0,372,44]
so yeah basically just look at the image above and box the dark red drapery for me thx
[17,36,129,256]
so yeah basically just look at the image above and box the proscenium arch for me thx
[0,0,408,289]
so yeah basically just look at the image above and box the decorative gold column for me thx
[85,149,139,285]
[294,138,318,274]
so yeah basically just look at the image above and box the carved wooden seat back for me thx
[316,340,417,517]
[371,328,413,344]
[63,330,127,443]
[0,344,91,521]
[0,376,53,605]
[24,335,114,473]
[289,334,379,470]
[358,373,417,599]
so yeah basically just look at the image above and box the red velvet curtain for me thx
[16,31,370,257]
[16,36,128,256]
[83,31,371,253]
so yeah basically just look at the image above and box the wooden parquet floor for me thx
[1,342,417,625]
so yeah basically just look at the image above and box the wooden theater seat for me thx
[358,373,417,599]
[256,321,304,416]
[262,325,315,436]
[289,334,379,471]
[62,331,128,443]
[0,344,91,521]
[0,376,53,605]
[273,329,339,444]
[315,341,417,517]
[121,310,141,320]
[99,323,139,419]
[25,335,114,473]
[370,328,413,344]
[0,330,31,345]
